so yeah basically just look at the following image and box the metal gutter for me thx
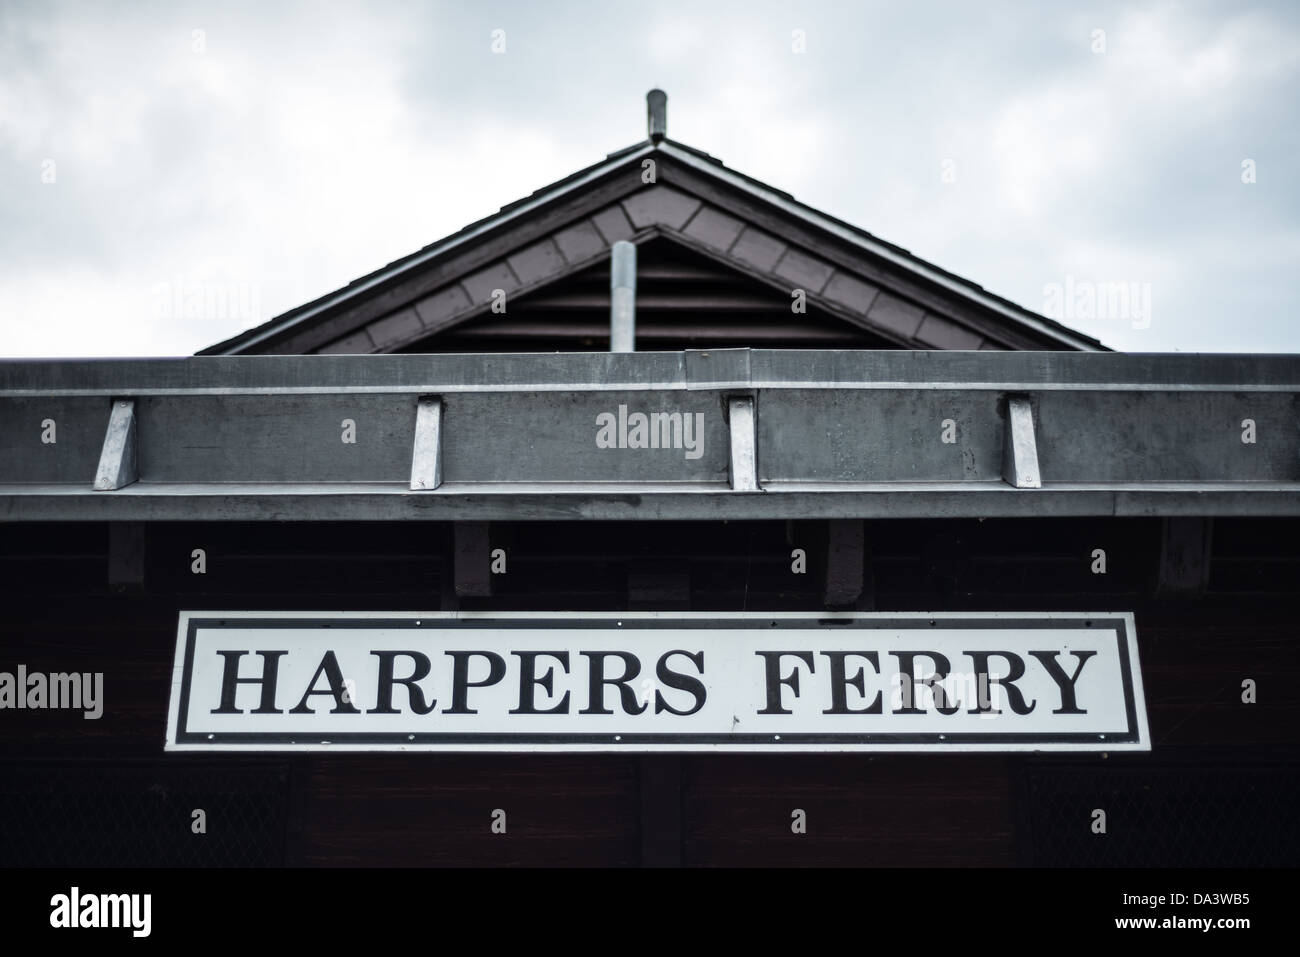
[2,350,1296,521]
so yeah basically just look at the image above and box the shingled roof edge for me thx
[201,137,1108,355]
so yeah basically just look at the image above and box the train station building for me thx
[2,92,1296,867]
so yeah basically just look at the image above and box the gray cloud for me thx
[1,0,1297,356]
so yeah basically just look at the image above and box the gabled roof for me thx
[202,129,1108,356]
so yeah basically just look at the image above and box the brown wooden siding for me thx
[1,518,1297,866]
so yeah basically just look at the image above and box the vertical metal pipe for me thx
[610,240,636,353]
[646,89,667,142]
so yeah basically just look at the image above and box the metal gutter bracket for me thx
[410,396,443,490]
[727,395,759,491]
[93,398,138,491]
[1002,394,1041,489]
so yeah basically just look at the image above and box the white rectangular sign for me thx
[165,611,1149,752]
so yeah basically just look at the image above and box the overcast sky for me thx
[2,0,1297,357]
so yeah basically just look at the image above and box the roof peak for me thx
[199,107,1108,355]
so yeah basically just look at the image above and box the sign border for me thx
[165,610,1149,752]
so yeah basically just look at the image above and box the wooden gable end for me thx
[391,237,906,353]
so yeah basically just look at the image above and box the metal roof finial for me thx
[647,89,667,143]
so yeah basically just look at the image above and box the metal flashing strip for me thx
[3,485,1299,521]
[1,350,1297,396]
